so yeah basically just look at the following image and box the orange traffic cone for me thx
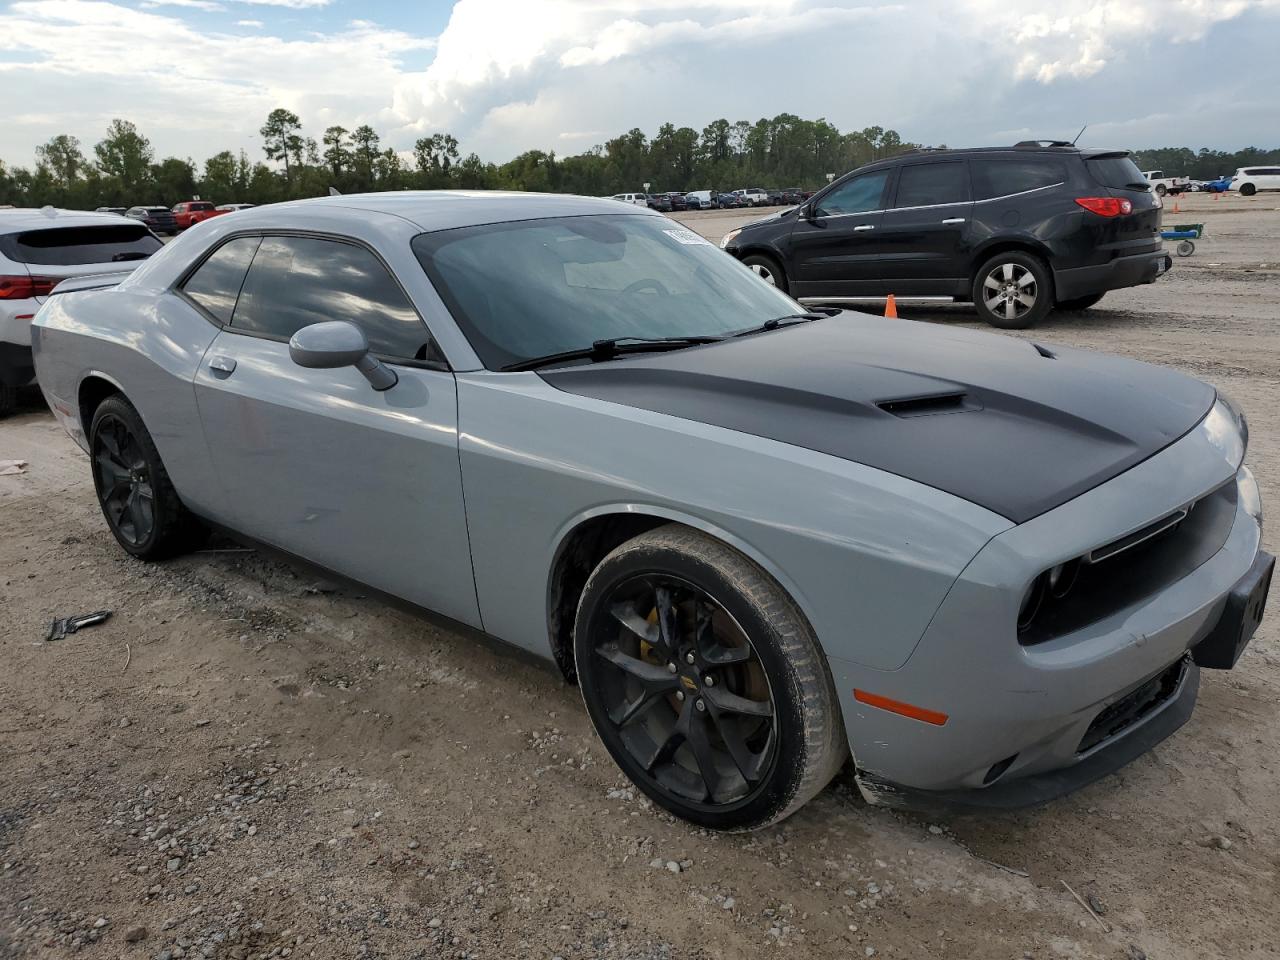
[884,294,898,318]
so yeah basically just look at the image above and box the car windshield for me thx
[412,213,799,370]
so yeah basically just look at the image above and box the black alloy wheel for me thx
[575,525,846,830]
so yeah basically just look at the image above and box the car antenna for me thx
[328,186,342,196]
[1071,123,1088,145]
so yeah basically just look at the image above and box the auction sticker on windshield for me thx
[663,228,711,245]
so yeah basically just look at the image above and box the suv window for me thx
[0,225,163,266]
[971,157,1067,200]
[816,170,890,216]
[894,161,970,207]
[180,236,262,323]
[1086,154,1147,191]
[190,202,214,211]
[230,235,432,361]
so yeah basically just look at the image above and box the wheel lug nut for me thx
[695,699,706,712]
[703,675,715,687]
[676,690,685,701]
[685,652,695,664]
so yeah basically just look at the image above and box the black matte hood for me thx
[541,314,1216,523]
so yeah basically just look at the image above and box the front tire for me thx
[89,395,206,560]
[1056,292,1105,311]
[574,525,846,831]
[741,253,788,294]
[972,251,1052,329]
[1240,183,1256,197]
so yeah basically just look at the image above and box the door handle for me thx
[941,217,966,224]
[209,356,237,376]
[853,224,875,232]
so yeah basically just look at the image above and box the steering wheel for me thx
[622,278,669,296]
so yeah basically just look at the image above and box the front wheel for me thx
[741,253,788,293]
[574,525,847,831]
[1056,292,1105,311]
[1240,183,1256,197]
[89,395,206,560]
[972,252,1052,329]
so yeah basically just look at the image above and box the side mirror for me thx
[289,320,398,392]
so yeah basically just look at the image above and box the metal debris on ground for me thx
[0,460,28,476]
[45,610,113,641]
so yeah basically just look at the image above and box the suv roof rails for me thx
[1013,140,1074,149]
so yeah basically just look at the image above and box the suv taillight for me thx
[1075,197,1133,217]
[0,275,56,299]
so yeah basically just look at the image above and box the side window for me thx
[972,158,1067,200]
[180,236,261,324]
[816,170,890,216]
[893,161,970,207]
[230,235,433,361]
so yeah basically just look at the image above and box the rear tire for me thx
[1056,293,1105,311]
[574,525,846,831]
[1155,184,1167,197]
[1240,183,1256,197]
[741,253,788,294]
[972,251,1053,329]
[89,395,206,560]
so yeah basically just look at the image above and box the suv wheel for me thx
[741,254,788,293]
[1240,183,1256,197]
[972,252,1052,329]
[574,525,846,830]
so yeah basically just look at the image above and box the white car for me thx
[736,188,770,207]
[216,203,256,213]
[609,193,648,206]
[0,208,161,416]
[1139,170,1189,197]
[685,190,715,210]
[1230,167,1280,197]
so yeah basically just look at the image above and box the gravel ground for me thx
[1,191,1279,960]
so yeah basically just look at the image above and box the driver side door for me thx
[786,169,892,300]
[185,233,481,628]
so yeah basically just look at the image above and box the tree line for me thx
[2,109,1277,210]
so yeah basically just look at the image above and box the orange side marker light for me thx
[854,689,948,726]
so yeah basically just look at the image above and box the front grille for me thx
[1078,657,1186,754]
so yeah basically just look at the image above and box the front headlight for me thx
[720,228,741,250]
[1216,391,1249,454]
[1239,465,1263,527]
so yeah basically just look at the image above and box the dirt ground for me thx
[2,191,1279,960]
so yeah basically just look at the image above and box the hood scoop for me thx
[876,392,979,418]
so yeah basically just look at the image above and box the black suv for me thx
[720,143,1171,328]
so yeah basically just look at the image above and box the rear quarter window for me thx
[971,157,1067,200]
[180,236,262,324]
[1086,155,1148,191]
[0,225,163,266]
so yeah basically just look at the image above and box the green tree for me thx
[94,119,154,192]
[350,124,381,187]
[35,134,87,187]
[260,108,304,180]
[322,125,352,180]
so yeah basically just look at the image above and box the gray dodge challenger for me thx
[32,192,1271,829]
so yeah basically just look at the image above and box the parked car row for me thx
[610,187,816,212]
[93,201,257,236]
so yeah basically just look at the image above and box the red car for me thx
[171,201,223,230]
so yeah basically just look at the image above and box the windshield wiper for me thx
[502,335,723,372]
[731,313,826,338]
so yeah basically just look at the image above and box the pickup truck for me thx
[171,201,224,230]
[736,188,771,207]
[1140,171,1190,197]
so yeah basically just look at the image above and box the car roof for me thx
[222,190,665,233]
[0,208,138,232]
[848,143,1128,176]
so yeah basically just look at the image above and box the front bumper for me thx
[830,411,1263,809]
[1055,249,1172,301]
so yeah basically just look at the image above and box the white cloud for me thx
[236,18,264,26]
[140,0,225,10]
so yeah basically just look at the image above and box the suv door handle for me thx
[941,217,966,224]
[209,356,237,377]
[853,224,875,232]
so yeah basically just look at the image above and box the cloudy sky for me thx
[1,0,1278,169]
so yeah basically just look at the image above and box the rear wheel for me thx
[1240,183,1257,197]
[741,254,788,294]
[1155,184,1167,197]
[1056,292,1105,311]
[574,525,846,831]
[89,395,206,560]
[972,251,1052,329]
